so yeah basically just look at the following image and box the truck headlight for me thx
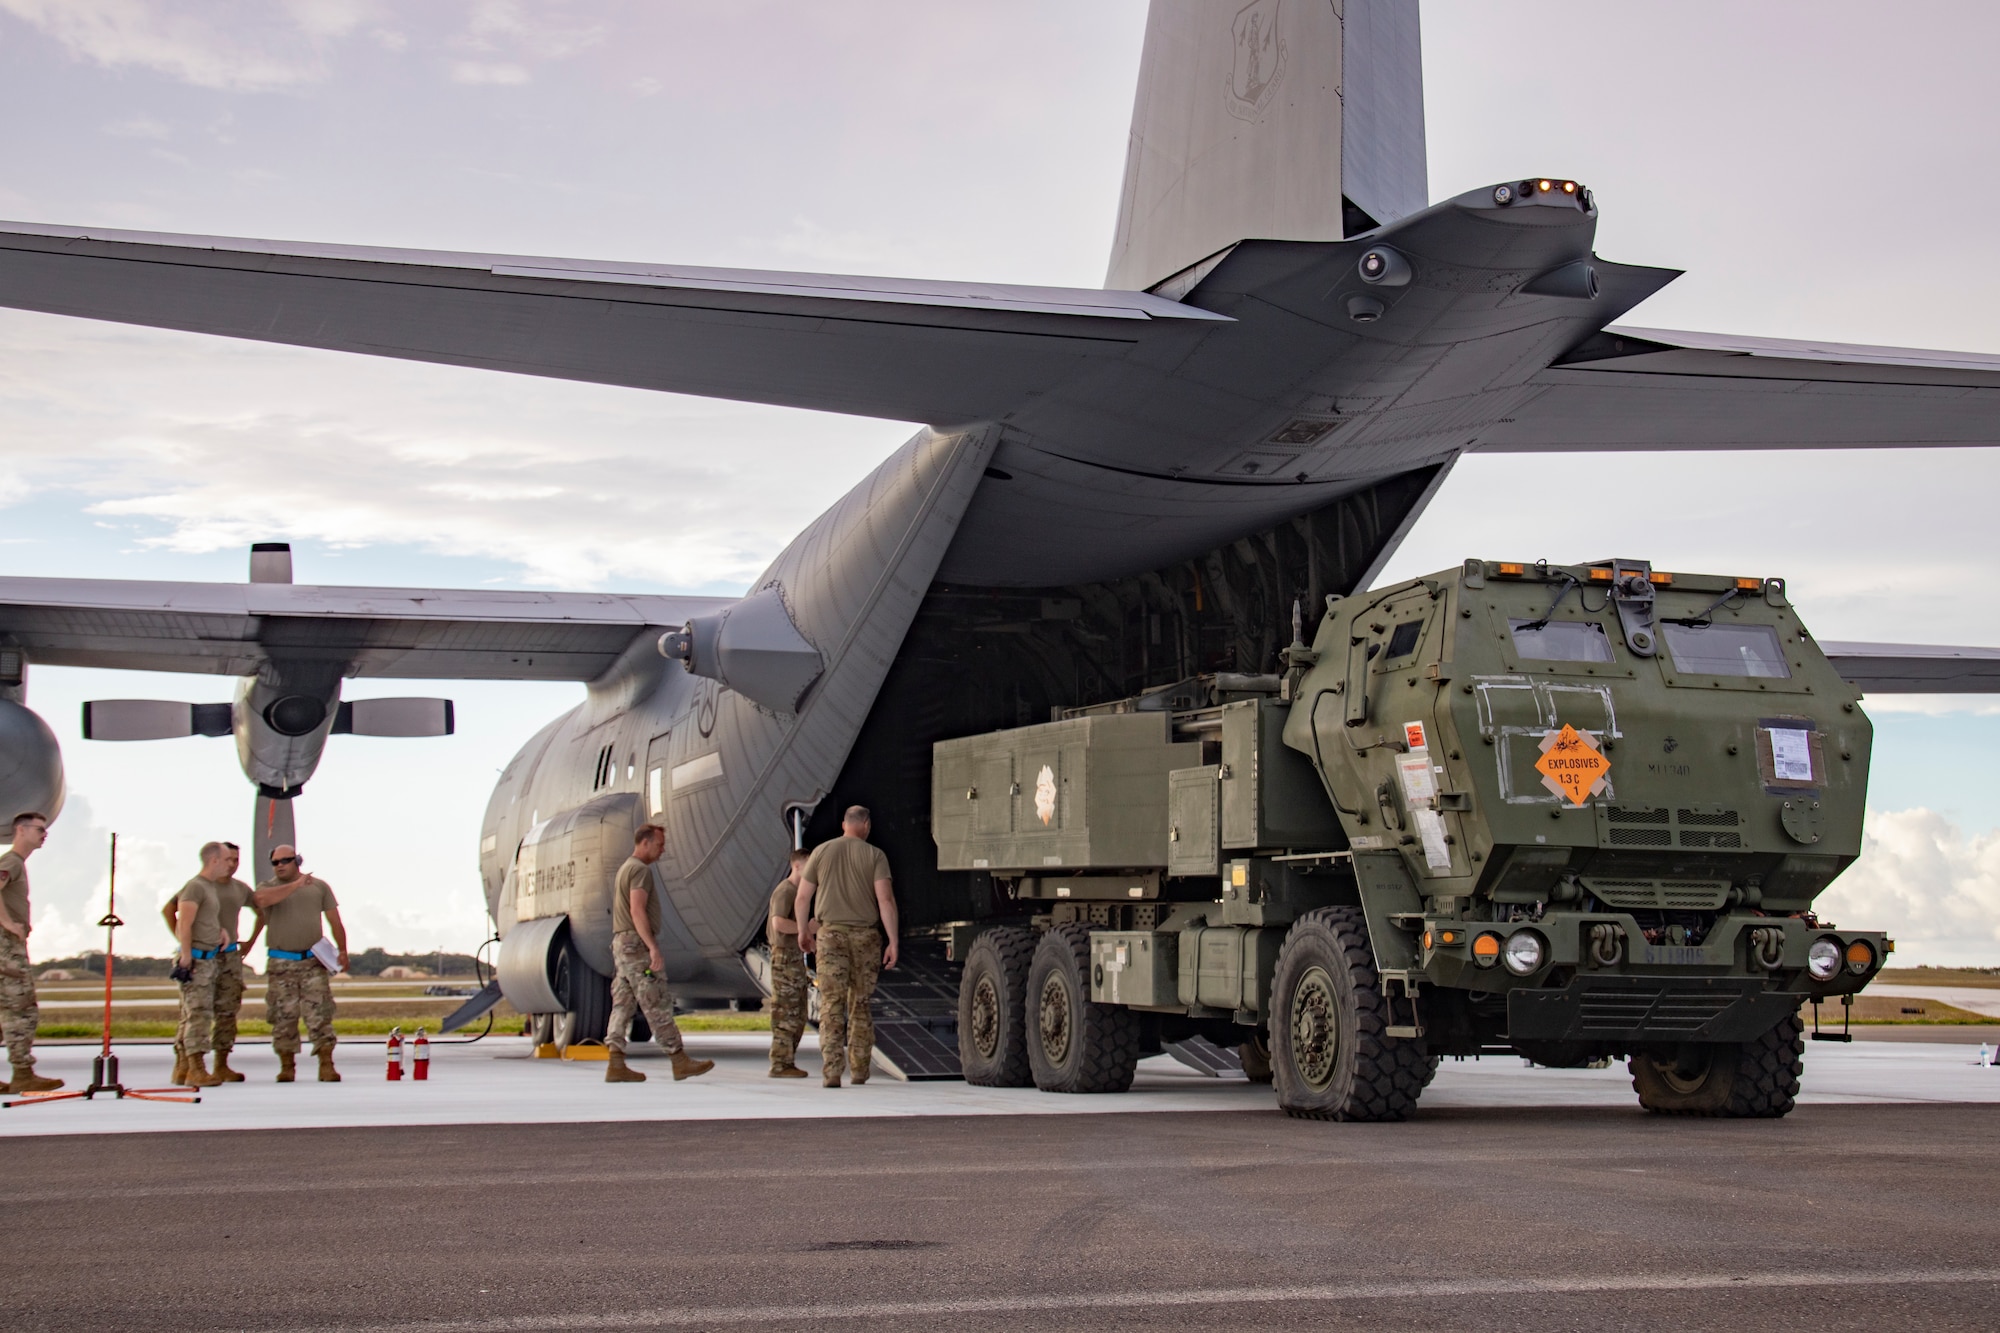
[1503,931,1546,976]
[1845,939,1876,976]
[1807,937,1842,981]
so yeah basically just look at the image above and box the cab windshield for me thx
[1509,618,1614,662]
[1660,622,1790,678]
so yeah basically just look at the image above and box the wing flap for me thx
[1822,641,2000,694]
[0,577,733,681]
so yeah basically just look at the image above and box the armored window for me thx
[1660,623,1790,678]
[1509,618,1613,662]
[1385,620,1424,659]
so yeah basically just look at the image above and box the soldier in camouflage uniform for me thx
[0,812,61,1095]
[254,845,346,1083]
[796,807,899,1088]
[211,843,262,1082]
[604,824,713,1084]
[766,849,810,1078]
[167,843,234,1088]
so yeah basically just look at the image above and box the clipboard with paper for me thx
[308,937,340,972]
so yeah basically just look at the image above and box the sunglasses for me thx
[270,856,300,866]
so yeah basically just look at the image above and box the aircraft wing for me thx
[0,576,734,681]
[1479,326,2000,452]
[0,221,1225,427]
[1820,641,2000,694]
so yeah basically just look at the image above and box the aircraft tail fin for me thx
[1104,0,1427,293]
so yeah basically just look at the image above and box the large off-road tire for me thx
[958,926,1036,1087]
[1629,1011,1804,1117]
[1270,907,1438,1121]
[1026,924,1141,1093]
[1239,1032,1274,1084]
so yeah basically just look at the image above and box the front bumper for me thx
[1507,976,1803,1044]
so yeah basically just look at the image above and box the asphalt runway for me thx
[5,1096,1999,1330]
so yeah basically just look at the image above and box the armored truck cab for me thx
[935,560,1888,1120]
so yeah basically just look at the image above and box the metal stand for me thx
[4,833,199,1109]
[1808,993,1854,1044]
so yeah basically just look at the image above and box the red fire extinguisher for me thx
[412,1027,430,1081]
[386,1026,404,1081]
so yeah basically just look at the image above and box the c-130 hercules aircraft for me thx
[2,1,2000,1107]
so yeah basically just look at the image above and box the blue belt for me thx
[191,947,222,960]
[268,948,313,961]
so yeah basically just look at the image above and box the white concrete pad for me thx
[3,1031,1996,1137]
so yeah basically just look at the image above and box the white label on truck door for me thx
[1413,808,1453,871]
[1768,728,1815,783]
[1397,751,1438,806]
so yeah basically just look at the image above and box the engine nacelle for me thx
[0,700,65,824]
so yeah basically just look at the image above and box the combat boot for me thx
[769,1064,808,1079]
[850,1065,870,1086]
[213,1049,246,1082]
[604,1050,646,1083]
[171,1051,190,1086]
[10,1063,62,1093]
[184,1054,223,1088]
[315,1047,340,1082]
[276,1051,296,1083]
[670,1050,715,1081]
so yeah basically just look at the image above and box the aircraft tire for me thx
[1025,924,1140,1094]
[1270,906,1436,1122]
[958,926,1035,1087]
[1629,1011,1803,1118]
[553,960,613,1051]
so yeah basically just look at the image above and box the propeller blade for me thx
[332,698,455,737]
[82,700,232,741]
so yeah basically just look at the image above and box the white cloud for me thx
[448,59,529,86]
[1819,807,2000,965]
[102,113,170,140]
[0,0,338,91]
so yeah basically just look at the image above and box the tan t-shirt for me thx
[216,877,258,945]
[803,837,891,927]
[175,875,225,950]
[769,878,801,954]
[261,876,337,953]
[610,857,661,937]
[0,850,26,929]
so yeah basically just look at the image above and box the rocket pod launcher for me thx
[933,560,1887,1119]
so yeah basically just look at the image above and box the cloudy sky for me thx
[2,1,1997,963]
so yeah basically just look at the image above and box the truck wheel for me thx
[959,926,1035,1087]
[1026,924,1141,1093]
[1630,1011,1804,1117]
[1270,906,1437,1122]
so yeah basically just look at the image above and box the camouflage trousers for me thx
[815,924,882,1081]
[266,958,336,1056]
[213,949,247,1052]
[768,937,808,1071]
[174,956,221,1058]
[607,930,684,1055]
[0,929,37,1066]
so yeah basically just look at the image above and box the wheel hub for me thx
[970,976,1001,1059]
[1038,974,1073,1064]
[1290,966,1339,1090]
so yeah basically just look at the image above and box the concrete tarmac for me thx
[2,1100,1997,1331]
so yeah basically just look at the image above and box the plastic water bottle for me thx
[1980,1041,1992,1070]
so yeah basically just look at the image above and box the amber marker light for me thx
[1588,567,1613,582]
[1736,577,1765,591]
[1845,939,1876,976]
[1472,932,1502,968]
[1562,181,1577,193]
[1538,179,1552,192]
[1648,571,1673,585]
[1495,562,1526,577]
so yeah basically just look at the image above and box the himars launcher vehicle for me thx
[936,559,1884,1118]
[0,2,1998,1118]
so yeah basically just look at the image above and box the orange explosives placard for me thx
[1535,724,1610,806]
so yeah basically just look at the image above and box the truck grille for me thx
[1582,877,1731,911]
[1603,805,1744,851]
[1578,987,1740,1034]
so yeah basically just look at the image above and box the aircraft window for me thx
[1509,618,1613,662]
[1385,620,1424,659]
[648,766,665,816]
[1661,622,1790,678]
